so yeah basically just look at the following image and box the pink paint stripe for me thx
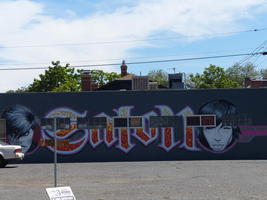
[240,126,267,136]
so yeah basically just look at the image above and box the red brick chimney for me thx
[244,77,251,88]
[121,60,128,77]
[91,78,99,91]
[81,70,92,91]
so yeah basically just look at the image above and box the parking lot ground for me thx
[1,160,267,200]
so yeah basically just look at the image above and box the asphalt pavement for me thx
[1,160,267,200]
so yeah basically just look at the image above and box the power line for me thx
[0,28,266,49]
[254,56,267,66]
[238,40,267,65]
[0,47,257,66]
[0,52,266,71]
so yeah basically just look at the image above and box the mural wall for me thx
[0,88,267,163]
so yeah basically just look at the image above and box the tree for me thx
[7,61,121,93]
[259,69,267,79]
[147,69,168,86]
[90,70,120,87]
[225,62,259,86]
[27,61,81,92]
[189,64,240,88]
[6,86,29,93]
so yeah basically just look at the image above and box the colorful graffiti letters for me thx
[40,105,202,155]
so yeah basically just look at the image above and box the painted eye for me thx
[23,129,32,136]
[24,131,30,136]
[205,127,215,130]
[223,126,231,130]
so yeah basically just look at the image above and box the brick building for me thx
[244,77,267,88]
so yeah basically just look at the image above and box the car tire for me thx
[0,156,8,168]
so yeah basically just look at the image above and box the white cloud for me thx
[0,0,266,92]
[65,10,77,18]
[0,0,42,38]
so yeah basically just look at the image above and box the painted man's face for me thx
[8,129,34,153]
[203,123,233,151]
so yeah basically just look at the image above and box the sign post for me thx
[41,118,70,188]
[54,118,57,188]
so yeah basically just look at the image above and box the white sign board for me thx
[46,186,76,200]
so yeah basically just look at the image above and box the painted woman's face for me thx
[8,129,34,153]
[203,123,233,152]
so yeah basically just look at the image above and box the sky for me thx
[0,0,267,92]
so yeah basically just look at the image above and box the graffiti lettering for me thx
[133,111,158,146]
[156,105,180,152]
[178,107,201,151]
[41,105,201,155]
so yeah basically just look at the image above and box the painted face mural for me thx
[196,99,240,152]
[203,123,233,151]
[11,129,34,153]
[1,105,38,153]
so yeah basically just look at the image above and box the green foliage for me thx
[189,64,241,88]
[6,86,29,93]
[147,69,168,86]
[7,61,121,93]
[27,61,81,92]
[9,59,265,92]
[90,70,120,87]
[225,62,259,86]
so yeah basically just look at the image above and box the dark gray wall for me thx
[1,88,267,163]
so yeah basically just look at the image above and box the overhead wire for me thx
[0,52,265,71]
[0,27,266,70]
[238,40,267,65]
[0,47,260,66]
[257,57,267,66]
[0,27,266,49]
[254,56,267,67]
[253,44,267,66]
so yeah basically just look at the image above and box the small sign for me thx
[113,117,128,128]
[0,118,6,141]
[46,186,76,200]
[129,117,142,127]
[149,116,179,128]
[40,139,69,147]
[186,115,216,127]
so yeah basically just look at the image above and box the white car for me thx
[0,141,24,167]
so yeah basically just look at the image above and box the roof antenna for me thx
[168,67,176,73]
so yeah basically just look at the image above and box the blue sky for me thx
[0,0,267,92]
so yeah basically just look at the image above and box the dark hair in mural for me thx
[1,105,40,154]
[196,99,240,152]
